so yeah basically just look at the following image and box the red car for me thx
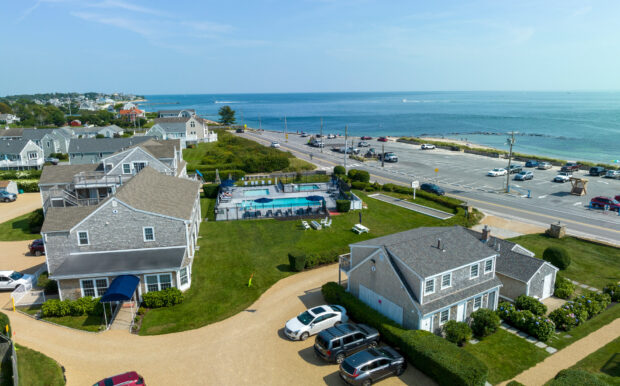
[360,136,372,140]
[29,239,45,256]
[616,195,620,202]
[590,196,620,211]
[377,136,388,142]
[93,371,145,386]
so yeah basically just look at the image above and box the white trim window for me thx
[441,273,452,289]
[122,163,131,174]
[28,152,39,159]
[474,296,482,310]
[143,227,155,242]
[77,231,89,245]
[145,274,172,292]
[80,278,108,298]
[439,309,450,325]
[470,264,479,279]
[180,267,189,286]
[484,258,493,273]
[133,161,146,172]
[424,278,435,295]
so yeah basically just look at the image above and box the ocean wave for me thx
[214,100,241,104]
[402,99,451,103]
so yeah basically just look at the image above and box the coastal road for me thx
[238,131,620,246]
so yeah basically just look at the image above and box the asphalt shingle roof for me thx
[0,128,25,138]
[41,206,100,233]
[0,139,32,155]
[353,226,497,277]
[150,122,186,134]
[39,164,101,185]
[68,137,151,154]
[22,129,56,141]
[51,247,186,277]
[419,277,503,314]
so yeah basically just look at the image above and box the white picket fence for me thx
[10,266,47,307]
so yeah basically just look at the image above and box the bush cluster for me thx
[288,251,306,272]
[603,283,620,302]
[496,302,555,341]
[442,320,472,346]
[17,180,40,193]
[548,369,607,386]
[0,311,11,337]
[554,275,575,299]
[336,199,351,213]
[49,152,69,161]
[549,292,611,331]
[0,170,42,180]
[202,184,219,198]
[41,297,103,317]
[142,288,184,308]
[37,272,58,295]
[199,169,246,182]
[304,251,340,269]
[542,247,571,270]
[347,169,370,183]
[322,282,488,386]
[28,208,44,233]
[470,308,500,338]
[333,165,346,176]
[515,295,547,316]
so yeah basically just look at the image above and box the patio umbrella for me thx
[221,179,235,187]
[306,195,324,201]
[254,197,273,203]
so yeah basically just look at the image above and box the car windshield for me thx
[315,335,328,349]
[297,311,314,325]
[9,272,23,281]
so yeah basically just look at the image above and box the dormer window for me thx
[424,278,435,295]
[122,163,131,174]
[484,259,493,273]
[441,273,451,289]
[470,264,479,279]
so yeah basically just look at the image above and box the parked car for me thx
[284,305,348,341]
[553,172,572,183]
[377,136,388,142]
[525,160,539,167]
[358,141,370,147]
[616,195,620,202]
[327,133,337,139]
[364,148,378,158]
[589,166,606,176]
[93,371,145,386]
[421,144,436,150]
[44,157,59,165]
[561,162,581,172]
[300,132,309,137]
[378,152,398,162]
[590,196,620,211]
[420,183,445,196]
[29,239,45,256]
[339,346,406,386]
[537,162,553,170]
[0,191,17,202]
[508,164,523,174]
[310,139,324,148]
[360,136,372,140]
[271,142,280,148]
[314,323,380,363]
[605,170,620,179]
[235,128,245,133]
[0,271,36,291]
[514,171,534,181]
[340,147,360,154]
[487,168,507,177]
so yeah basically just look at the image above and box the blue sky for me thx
[2,0,619,95]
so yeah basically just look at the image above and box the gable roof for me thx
[137,139,179,159]
[148,123,186,134]
[154,117,190,124]
[420,277,503,315]
[158,109,196,115]
[39,164,101,185]
[68,137,151,154]
[0,128,26,138]
[0,139,37,155]
[22,128,57,141]
[113,166,200,220]
[352,226,496,277]
[41,205,100,233]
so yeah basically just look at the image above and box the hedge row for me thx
[0,170,42,180]
[142,288,184,308]
[515,295,547,316]
[17,180,40,192]
[603,283,620,302]
[549,292,611,331]
[41,297,103,317]
[28,208,44,234]
[0,311,11,337]
[496,302,555,341]
[203,184,219,198]
[322,282,488,386]
[548,369,607,386]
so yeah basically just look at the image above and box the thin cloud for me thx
[89,0,168,16]
[572,6,592,17]
[182,21,233,34]
[70,11,157,39]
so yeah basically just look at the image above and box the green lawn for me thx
[17,305,104,333]
[569,337,620,385]
[464,329,549,384]
[507,234,620,289]
[547,303,620,350]
[15,344,65,386]
[0,211,40,241]
[140,191,476,335]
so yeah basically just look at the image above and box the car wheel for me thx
[395,365,405,376]
[3,198,8,202]
[362,380,372,386]
[336,353,346,364]
[368,340,378,348]
[300,332,309,341]
[35,250,42,256]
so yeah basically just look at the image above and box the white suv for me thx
[0,271,36,290]
[284,305,348,341]
[487,168,507,177]
[421,144,436,150]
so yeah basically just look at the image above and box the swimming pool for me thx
[239,196,324,209]
[244,189,270,197]
[297,184,320,191]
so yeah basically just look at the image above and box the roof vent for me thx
[436,238,445,252]
[496,243,501,252]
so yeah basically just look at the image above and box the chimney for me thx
[481,225,491,243]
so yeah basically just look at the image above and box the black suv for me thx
[420,183,445,196]
[314,323,379,363]
[589,166,606,176]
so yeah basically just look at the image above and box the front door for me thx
[456,303,465,322]
[488,291,496,310]
[542,274,553,299]
[420,316,432,331]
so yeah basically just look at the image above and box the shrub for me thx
[142,288,184,308]
[506,382,525,386]
[42,297,102,317]
[322,282,488,386]
[382,183,396,192]
[69,296,96,316]
[470,308,500,338]
[304,252,339,269]
[27,208,44,233]
[333,165,346,176]
[37,272,58,295]
[603,283,620,302]
[41,299,71,317]
[350,181,368,190]
[549,302,588,331]
[17,180,40,193]
[0,311,11,337]
[288,251,306,272]
[497,302,555,341]
[548,369,607,386]
[138,307,146,316]
[49,152,69,161]
[543,247,571,270]
[575,292,611,317]
[515,294,547,316]
[442,320,472,346]
[336,199,351,213]
[347,169,370,183]
[202,184,219,198]
[554,275,575,299]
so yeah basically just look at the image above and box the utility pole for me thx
[320,118,323,153]
[505,131,516,193]
[381,143,385,168]
[258,114,261,130]
[284,116,288,142]
[344,125,348,171]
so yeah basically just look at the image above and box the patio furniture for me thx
[301,221,310,230]
[352,224,369,234]
[324,219,332,228]
[266,210,273,217]
[320,216,329,225]
[244,181,248,186]
[275,210,282,217]
[310,220,322,230]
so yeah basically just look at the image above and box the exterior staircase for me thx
[110,301,137,331]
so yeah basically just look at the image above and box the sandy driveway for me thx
[4,261,433,386]
[0,193,41,223]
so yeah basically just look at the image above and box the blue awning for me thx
[100,275,140,302]
[221,179,235,187]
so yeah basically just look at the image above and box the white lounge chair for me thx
[320,216,329,225]
[301,221,310,230]
[324,219,332,228]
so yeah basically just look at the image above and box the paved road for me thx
[240,131,620,246]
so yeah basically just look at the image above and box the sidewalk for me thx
[367,193,454,220]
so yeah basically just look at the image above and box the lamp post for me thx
[505,131,516,193]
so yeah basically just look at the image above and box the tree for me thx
[0,102,12,114]
[218,105,236,125]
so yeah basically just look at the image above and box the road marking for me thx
[573,202,582,206]
[538,195,547,199]
[597,181,609,185]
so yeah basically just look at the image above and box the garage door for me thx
[359,284,403,325]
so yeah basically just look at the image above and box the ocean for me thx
[141,92,620,164]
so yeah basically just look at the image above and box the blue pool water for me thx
[240,197,323,209]
[297,185,320,191]
[244,189,270,197]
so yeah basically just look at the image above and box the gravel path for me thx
[0,193,42,223]
[4,263,432,386]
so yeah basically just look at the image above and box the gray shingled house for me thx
[41,167,202,301]
[0,139,45,170]
[145,116,217,146]
[68,137,152,164]
[342,226,503,333]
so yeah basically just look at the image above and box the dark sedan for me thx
[339,346,406,386]
[420,183,445,196]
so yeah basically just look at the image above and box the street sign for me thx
[411,180,419,188]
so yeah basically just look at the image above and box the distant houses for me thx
[157,109,196,118]
[146,116,217,147]
[0,138,45,170]
[0,114,21,124]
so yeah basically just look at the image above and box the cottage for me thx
[68,137,152,164]
[0,139,45,170]
[0,114,21,124]
[157,109,196,118]
[146,116,217,146]
[0,180,18,195]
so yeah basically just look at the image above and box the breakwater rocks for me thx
[417,132,572,140]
